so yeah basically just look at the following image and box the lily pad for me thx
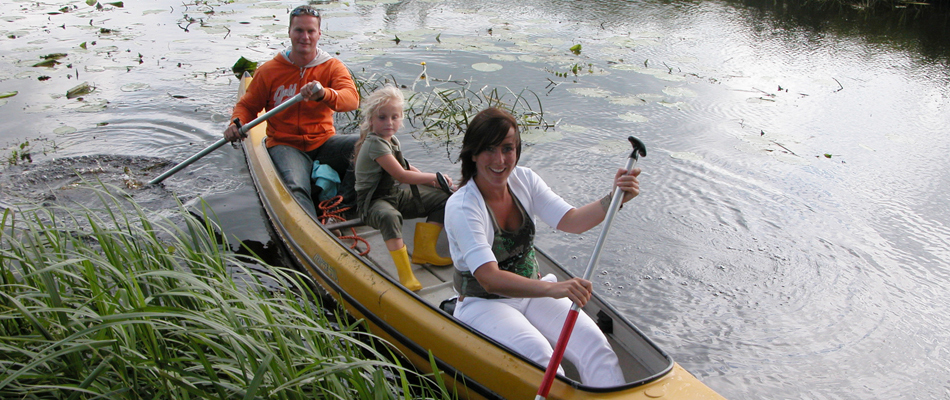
[66,99,108,112]
[558,124,588,133]
[489,54,518,62]
[534,38,564,46]
[608,95,648,106]
[120,83,150,92]
[568,87,611,98]
[54,126,77,135]
[94,45,120,54]
[0,91,17,99]
[618,112,649,123]
[662,86,697,97]
[520,127,564,144]
[658,101,687,110]
[518,55,541,63]
[472,62,503,72]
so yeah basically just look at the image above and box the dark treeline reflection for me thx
[721,0,950,61]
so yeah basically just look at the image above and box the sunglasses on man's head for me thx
[290,6,319,17]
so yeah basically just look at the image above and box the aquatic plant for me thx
[0,183,452,400]
[340,73,550,142]
[5,140,33,166]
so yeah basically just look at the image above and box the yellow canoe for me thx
[238,75,726,400]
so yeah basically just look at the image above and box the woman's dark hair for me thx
[459,107,521,186]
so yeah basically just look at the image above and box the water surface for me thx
[2,0,948,398]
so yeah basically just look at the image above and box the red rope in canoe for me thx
[318,196,369,256]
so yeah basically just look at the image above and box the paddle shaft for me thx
[148,94,304,185]
[535,152,641,400]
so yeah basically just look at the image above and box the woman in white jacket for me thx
[444,107,641,388]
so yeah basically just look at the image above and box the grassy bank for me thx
[0,184,452,399]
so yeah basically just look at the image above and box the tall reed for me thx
[0,183,451,400]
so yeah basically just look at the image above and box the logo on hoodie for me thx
[273,84,298,106]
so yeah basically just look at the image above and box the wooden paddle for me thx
[535,136,646,400]
[148,93,305,185]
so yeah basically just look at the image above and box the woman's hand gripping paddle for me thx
[148,93,305,185]
[436,172,454,194]
[535,136,646,400]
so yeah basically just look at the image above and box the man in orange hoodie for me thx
[225,5,359,218]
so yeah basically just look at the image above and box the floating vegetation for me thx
[570,44,582,55]
[658,101,688,110]
[619,112,649,123]
[471,62,503,72]
[521,126,564,145]
[568,87,612,98]
[94,45,119,54]
[53,126,77,135]
[4,140,33,165]
[41,53,68,60]
[662,86,698,97]
[490,54,519,62]
[31,59,59,68]
[66,81,95,99]
[120,82,150,92]
[0,91,16,99]
[64,99,108,112]
[231,56,258,78]
[608,95,649,106]
[610,63,686,82]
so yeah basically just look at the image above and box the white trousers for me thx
[454,278,625,387]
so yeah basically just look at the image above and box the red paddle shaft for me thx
[535,136,646,400]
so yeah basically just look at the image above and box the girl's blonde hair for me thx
[353,85,405,159]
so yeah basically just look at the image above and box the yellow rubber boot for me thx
[390,246,422,292]
[411,222,453,266]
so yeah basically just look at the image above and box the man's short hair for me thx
[289,5,320,27]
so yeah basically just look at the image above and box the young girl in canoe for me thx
[353,85,454,291]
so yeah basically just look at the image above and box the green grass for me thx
[0,182,453,400]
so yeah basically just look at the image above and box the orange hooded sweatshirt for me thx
[232,48,359,152]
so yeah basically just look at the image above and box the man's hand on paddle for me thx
[224,123,244,143]
[300,80,325,102]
